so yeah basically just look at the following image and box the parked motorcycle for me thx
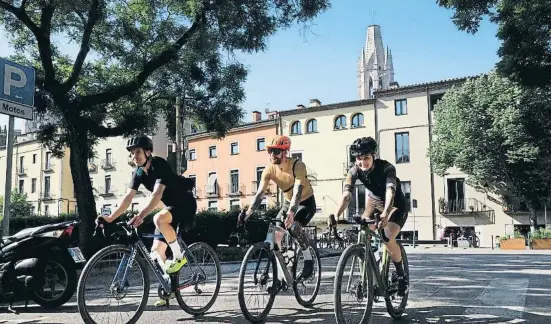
[0,220,85,313]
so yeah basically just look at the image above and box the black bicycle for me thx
[333,213,409,323]
[237,215,322,323]
[76,219,221,324]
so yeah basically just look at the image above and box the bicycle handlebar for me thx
[352,213,390,243]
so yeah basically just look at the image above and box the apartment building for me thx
[184,112,279,212]
[374,77,544,246]
[0,132,76,215]
[279,98,376,223]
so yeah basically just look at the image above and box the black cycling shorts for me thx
[277,195,317,227]
[363,196,408,228]
[154,195,197,242]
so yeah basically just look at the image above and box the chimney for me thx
[252,110,261,122]
[296,104,306,109]
[389,81,400,89]
[309,99,321,107]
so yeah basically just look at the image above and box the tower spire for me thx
[358,24,395,99]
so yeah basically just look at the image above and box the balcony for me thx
[43,162,54,172]
[251,181,276,195]
[16,167,27,176]
[227,183,246,197]
[101,159,116,170]
[502,197,530,215]
[98,186,117,197]
[439,197,495,223]
[88,161,97,172]
[204,183,221,198]
[41,192,54,201]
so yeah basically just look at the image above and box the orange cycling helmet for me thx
[267,135,291,150]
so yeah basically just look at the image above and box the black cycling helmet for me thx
[126,135,153,152]
[350,136,377,157]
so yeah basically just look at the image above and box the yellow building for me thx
[374,77,545,246]
[279,99,376,223]
[0,132,76,216]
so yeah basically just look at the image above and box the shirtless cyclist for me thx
[237,135,316,280]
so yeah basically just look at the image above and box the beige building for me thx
[374,77,546,247]
[279,99,376,223]
[0,132,76,216]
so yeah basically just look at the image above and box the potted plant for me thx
[499,230,526,250]
[530,228,551,249]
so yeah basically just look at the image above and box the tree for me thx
[437,0,551,88]
[0,0,330,255]
[429,71,551,233]
[0,192,34,219]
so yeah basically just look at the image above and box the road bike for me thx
[76,219,221,324]
[237,215,322,323]
[333,213,409,323]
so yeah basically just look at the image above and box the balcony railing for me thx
[502,197,530,214]
[251,181,276,195]
[98,186,117,197]
[204,183,220,198]
[41,192,54,200]
[439,197,495,223]
[228,183,246,197]
[101,159,116,170]
[43,162,54,172]
[16,167,27,176]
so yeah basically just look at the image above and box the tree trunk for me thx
[529,204,538,234]
[68,129,97,258]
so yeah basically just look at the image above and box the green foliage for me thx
[500,230,524,241]
[437,0,551,87]
[429,71,551,222]
[0,192,34,221]
[531,228,551,240]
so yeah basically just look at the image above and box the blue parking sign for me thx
[0,57,35,107]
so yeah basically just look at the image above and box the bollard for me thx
[491,235,494,250]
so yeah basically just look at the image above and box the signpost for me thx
[0,57,35,236]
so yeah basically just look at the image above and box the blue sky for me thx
[0,0,500,130]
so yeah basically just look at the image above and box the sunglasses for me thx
[268,148,283,155]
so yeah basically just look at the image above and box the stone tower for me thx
[357,25,395,99]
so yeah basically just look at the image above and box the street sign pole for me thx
[0,57,36,236]
[2,116,14,236]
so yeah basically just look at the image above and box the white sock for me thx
[302,248,312,260]
[168,240,184,260]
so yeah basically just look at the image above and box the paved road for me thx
[2,250,551,323]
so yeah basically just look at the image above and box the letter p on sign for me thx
[3,65,27,97]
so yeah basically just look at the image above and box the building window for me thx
[395,99,407,116]
[401,181,411,212]
[44,205,49,214]
[208,200,218,212]
[105,175,112,194]
[45,152,52,169]
[31,178,36,193]
[306,119,317,133]
[131,203,139,212]
[31,205,35,215]
[351,113,364,128]
[106,148,112,163]
[19,156,24,171]
[290,121,301,135]
[209,146,217,158]
[230,169,240,194]
[230,199,240,211]
[44,176,51,197]
[256,138,265,151]
[291,152,303,161]
[395,132,410,164]
[334,115,346,129]
[33,154,36,164]
[18,179,24,193]
[167,144,174,155]
[447,178,466,213]
[189,149,196,161]
[231,142,239,155]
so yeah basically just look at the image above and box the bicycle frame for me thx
[109,226,207,294]
[347,222,392,298]
[263,218,296,287]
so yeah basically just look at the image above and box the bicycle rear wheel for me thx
[334,244,373,324]
[238,242,278,323]
[382,243,409,319]
[77,245,150,324]
[175,242,222,315]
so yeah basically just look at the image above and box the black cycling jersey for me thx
[129,156,194,207]
[345,159,407,210]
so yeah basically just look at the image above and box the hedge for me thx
[1,207,280,253]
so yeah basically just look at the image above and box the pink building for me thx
[184,111,279,212]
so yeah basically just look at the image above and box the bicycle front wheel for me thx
[334,244,374,324]
[77,244,150,324]
[293,243,322,307]
[175,242,222,315]
[238,242,278,323]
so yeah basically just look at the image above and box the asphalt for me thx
[1,248,551,323]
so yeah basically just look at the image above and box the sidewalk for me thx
[404,246,551,255]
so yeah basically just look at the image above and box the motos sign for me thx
[1,101,33,120]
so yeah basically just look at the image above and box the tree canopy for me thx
[0,0,330,253]
[437,0,551,88]
[429,71,551,231]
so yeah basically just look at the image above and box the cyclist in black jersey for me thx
[96,135,197,306]
[334,136,409,296]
